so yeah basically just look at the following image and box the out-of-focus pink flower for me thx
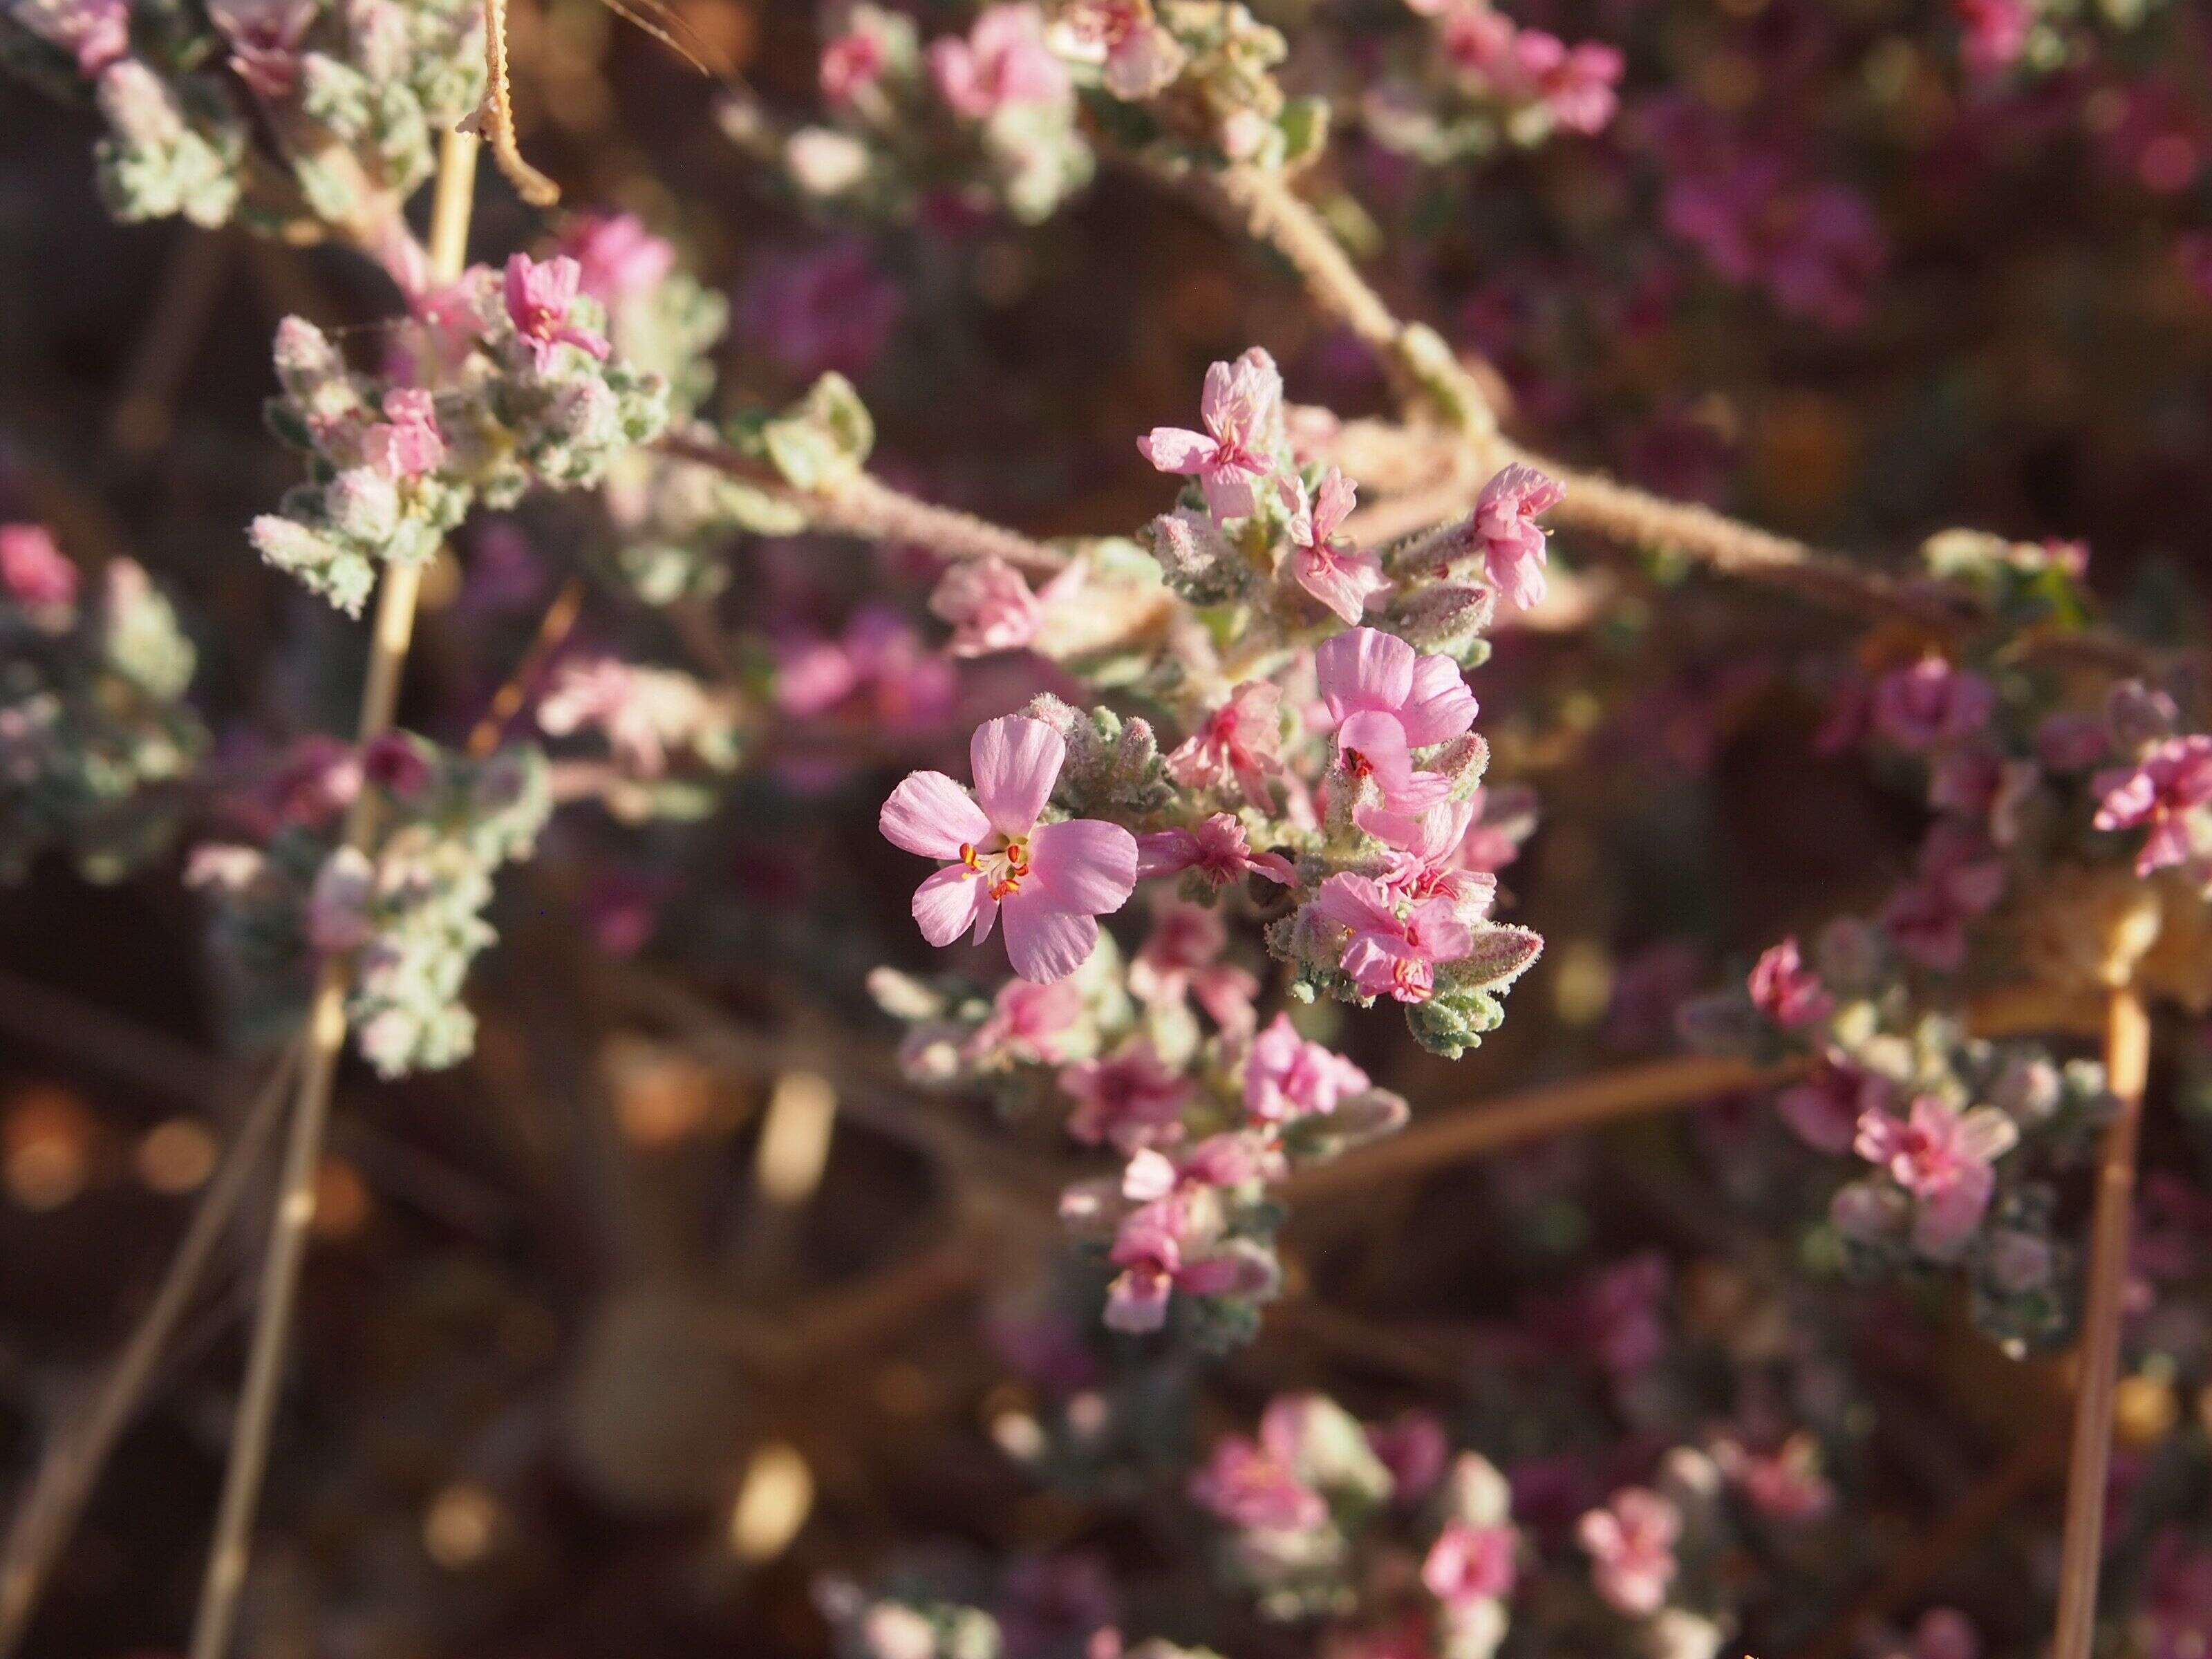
[1855,1094,2017,1257]
[1747,935,1833,1029]
[966,977,1083,1066]
[362,731,433,798]
[2094,735,2212,877]
[1779,1058,1888,1154]
[881,716,1138,982]
[362,388,444,481]
[774,606,957,730]
[1367,1412,1449,1505]
[1423,1519,1518,1606]
[1714,1432,1834,1522]
[1059,1042,1191,1151]
[1880,824,2005,970]
[929,3,1069,119]
[1872,657,1996,751]
[929,556,1064,656]
[818,28,887,103]
[1509,30,1622,135]
[1316,628,1477,818]
[1956,0,2031,77]
[1469,463,1564,610]
[1130,899,1260,1033]
[1190,1427,1327,1532]
[742,238,905,382]
[2144,1532,2212,1659]
[1243,1012,1369,1125]
[538,657,708,778]
[206,0,313,98]
[0,523,79,608]
[1052,0,1185,99]
[1278,468,1387,624]
[558,213,676,308]
[1166,682,1286,808]
[18,0,131,76]
[1138,350,1282,521]
[1311,872,1473,1003]
[502,254,610,372]
[1577,1487,1680,1616]
[1582,1252,1669,1377]
[1134,813,1296,890]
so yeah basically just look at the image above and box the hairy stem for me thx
[2050,985,2152,1659]
[185,130,481,1659]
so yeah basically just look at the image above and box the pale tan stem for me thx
[2050,986,2152,1659]
[1282,1054,1803,1203]
[185,131,480,1659]
[480,0,561,206]
[467,574,585,756]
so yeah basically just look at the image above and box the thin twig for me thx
[467,574,585,756]
[1282,1054,1801,1203]
[0,1048,297,1658]
[479,0,561,205]
[109,229,234,458]
[2050,985,2152,1659]
[185,130,482,1659]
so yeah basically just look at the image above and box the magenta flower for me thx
[1315,628,1478,816]
[1130,899,1261,1033]
[1103,1198,1270,1333]
[1956,0,2032,77]
[1577,1487,1680,1616]
[206,0,313,99]
[818,28,888,103]
[1244,1012,1370,1126]
[1311,872,1474,1003]
[1855,1094,2018,1257]
[502,254,612,373]
[1871,657,1996,751]
[1746,936,1833,1030]
[1059,1042,1191,1152]
[1880,824,2005,971]
[362,388,444,481]
[929,556,1044,657]
[1138,350,1282,521]
[964,978,1082,1067]
[1367,1412,1449,1505]
[1778,1058,1888,1154]
[1369,797,1500,912]
[740,238,906,382]
[928,3,1069,120]
[2093,735,2212,877]
[1165,681,1286,807]
[558,213,676,308]
[1277,468,1387,624]
[1423,1519,1518,1607]
[1470,463,1565,610]
[0,523,79,609]
[1907,1609,1980,1659]
[1134,814,1295,890]
[1715,1433,1833,1524]
[880,715,1138,982]
[1190,1429,1327,1533]
[1509,31,1622,136]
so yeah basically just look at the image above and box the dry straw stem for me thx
[2050,984,2153,1659]
[468,574,586,756]
[185,130,482,1659]
[0,1048,297,1658]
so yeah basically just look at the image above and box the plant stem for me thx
[467,574,585,756]
[1282,1053,1801,1203]
[2050,984,2152,1659]
[0,1048,297,1657]
[185,129,480,1659]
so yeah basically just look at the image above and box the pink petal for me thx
[1138,427,1214,474]
[1315,627,1416,724]
[1293,546,1380,624]
[1002,899,1102,982]
[881,770,991,858]
[971,715,1063,836]
[1311,468,1357,538]
[1027,818,1139,916]
[913,865,993,946]
[1400,656,1479,747]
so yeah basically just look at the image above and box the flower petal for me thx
[1138,427,1214,474]
[1001,899,1100,982]
[1028,818,1139,917]
[1314,627,1414,724]
[1400,655,1479,747]
[913,865,991,946]
[971,715,1064,836]
[881,770,991,858]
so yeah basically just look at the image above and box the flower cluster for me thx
[0,526,205,881]
[1361,0,1625,166]
[251,254,671,615]
[191,735,550,1075]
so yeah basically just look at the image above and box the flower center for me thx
[959,834,1031,900]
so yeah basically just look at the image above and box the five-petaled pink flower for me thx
[1855,1094,2018,1257]
[1871,657,1996,751]
[0,523,79,609]
[503,254,612,373]
[1278,468,1387,624]
[1315,628,1478,817]
[1747,935,1833,1029]
[1577,1486,1680,1616]
[1311,872,1473,1004]
[1134,813,1295,890]
[1369,797,1501,910]
[1244,1011,1370,1125]
[928,3,1069,120]
[1423,1519,1518,1607]
[2093,735,2212,877]
[930,556,1053,657]
[1165,681,1286,808]
[1138,350,1282,521]
[1470,463,1564,610]
[881,715,1138,982]
[1059,1041,1191,1152]
[1190,1405,1328,1531]
[362,388,444,481]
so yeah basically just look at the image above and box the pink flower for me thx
[1165,681,1286,808]
[0,523,79,608]
[362,388,444,481]
[881,715,1138,982]
[1778,1058,1887,1154]
[1369,797,1500,912]
[1714,1433,1833,1522]
[966,978,1083,1066]
[1315,628,1478,816]
[928,3,1069,120]
[819,28,887,103]
[1956,0,2031,77]
[740,238,905,382]
[1577,1487,1680,1616]
[1134,814,1295,890]
[206,0,313,98]
[1871,657,1996,751]
[1243,1012,1369,1125]
[502,254,612,372]
[1130,899,1261,1033]
[1469,463,1566,610]
[1880,824,2005,970]
[1054,0,1185,99]
[1059,1042,1191,1151]
[2093,735,2212,877]
[1138,350,1282,521]
[18,0,130,76]
[930,556,1045,656]
[558,213,676,308]
[1278,468,1387,624]
[1190,1431,1327,1532]
[1855,1095,2018,1257]
[1746,936,1833,1029]
[1311,872,1473,1004]
[1423,1519,1518,1607]
[1103,1198,1270,1333]
[1582,1253,1669,1377]
[1367,1412,1449,1504]
[1510,31,1622,136]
